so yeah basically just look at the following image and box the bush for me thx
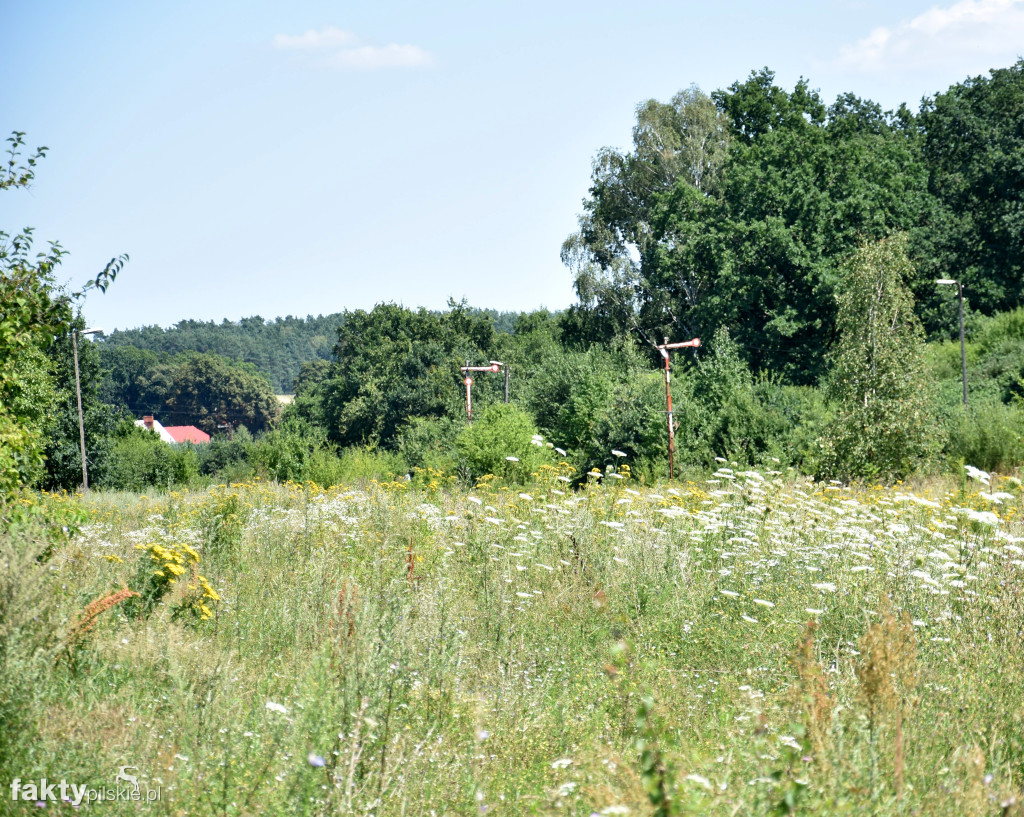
[397,415,462,474]
[943,399,1024,472]
[523,338,665,479]
[100,424,177,491]
[334,447,408,485]
[197,426,255,483]
[456,403,554,483]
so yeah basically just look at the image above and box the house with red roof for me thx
[164,425,211,444]
[135,416,210,444]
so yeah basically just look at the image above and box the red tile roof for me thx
[164,425,211,444]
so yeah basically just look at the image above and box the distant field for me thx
[8,466,1024,815]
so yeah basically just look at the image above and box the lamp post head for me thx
[79,327,105,336]
[935,279,957,285]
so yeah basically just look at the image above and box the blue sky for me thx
[3,0,1022,330]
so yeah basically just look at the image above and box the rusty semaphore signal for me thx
[459,361,505,424]
[656,337,700,480]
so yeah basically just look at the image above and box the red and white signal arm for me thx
[490,364,500,372]
[465,377,473,386]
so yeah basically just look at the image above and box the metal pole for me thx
[465,377,473,424]
[73,330,89,492]
[504,365,509,404]
[663,337,675,481]
[958,280,967,406]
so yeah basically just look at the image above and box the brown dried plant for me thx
[855,601,918,800]
[791,620,834,760]
[58,586,140,666]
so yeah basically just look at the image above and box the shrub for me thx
[334,447,408,485]
[456,403,554,483]
[100,424,176,491]
[397,415,462,474]
[943,399,1024,472]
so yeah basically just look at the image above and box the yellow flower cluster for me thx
[134,541,220,621]
[136,541,199,582]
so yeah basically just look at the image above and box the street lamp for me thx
[936,279,967,406]
[72,327,104,491]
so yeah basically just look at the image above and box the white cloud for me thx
[273,27,433,70]
[837,0,1024,73]
[272,26,355,50]
[327,44,433,70]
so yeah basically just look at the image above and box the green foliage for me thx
[100,422,199,491]
[942,398,1024,472]
[523,338,665,479]
[100,314,341,393]
[818,236,938,481]
[455,403,553,483]
[918,59,1024,329]
[195,426,256,483]
[397,415,462,474]
[565,69,938,383]
[39,317,129,491]
[323,301,498,449]
[332,447,408,485]
[1,132,125,499]
[164,352,279,436]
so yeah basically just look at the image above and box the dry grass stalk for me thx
[791,619,834,759]
[855,601,917,800]
[66,587,139,642]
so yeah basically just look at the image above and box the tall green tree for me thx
[321,301,497,448]
[818,235,937,481]
[1,132,125,497]
[164,352,279,436]
[564,70,935,383]
[918,59,1024,331]
[562,85,732,347]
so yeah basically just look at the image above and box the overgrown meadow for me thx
[4,462,1024,816]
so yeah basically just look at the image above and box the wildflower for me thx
[685,773,712,789]
[551,758,573,769]
[965,465,991,485]
[518,493,533,501]
[555,447,567,457]
[611,449,627,458]
[812,582,837,592]
[720,590,740,598]
[752,598,775,608]
[308,753,326,767]
[266,701,288,715]
[558,782,578,796]
[506,456,520,462]
[742,615,758,624]
[477,730,490,741]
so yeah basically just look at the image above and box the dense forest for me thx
[4,60,1024,496]
[100,308,523,392]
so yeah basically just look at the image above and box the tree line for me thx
[4,60,1024,499]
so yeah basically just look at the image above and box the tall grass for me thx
[4,466,1024,814]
